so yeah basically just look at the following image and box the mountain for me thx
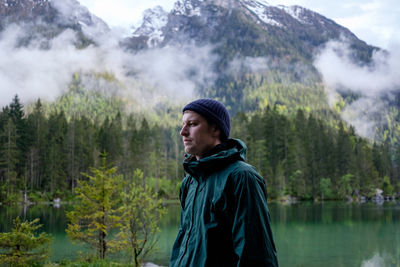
[0,0,109,46]
[126,0,376,63]
[123,0,380,114]
[2,0,398,147]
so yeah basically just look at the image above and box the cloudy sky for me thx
[78,0,400,50]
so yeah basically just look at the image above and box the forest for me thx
[0,94,398,204]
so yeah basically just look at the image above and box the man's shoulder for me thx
[228,160,257,175]
[225,160,264,184]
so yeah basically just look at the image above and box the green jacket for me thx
[170,139,278,267]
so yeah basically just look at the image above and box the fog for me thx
[314,40,400,139]
[361,253,385,267]
[0,17,218,111]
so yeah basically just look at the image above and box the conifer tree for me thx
[44,112,67,196]
[0,217,52,267]
[0,118,19,197]
[26,99,47,190]
[66,154,123,259]
[9,95,29,179]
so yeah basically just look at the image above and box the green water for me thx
[0,201,399,266]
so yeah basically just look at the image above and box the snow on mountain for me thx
[0,0,112,48]
[171,0,204,17]
[132,6,168,47]
[239,0,282,27]
[0,0,52,21]
[51,0,109,38]
[279,5,314,25]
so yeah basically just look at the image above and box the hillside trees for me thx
[235,106,399,200]
[0,117,19,199]
[26,100,47,191]
[0,95,399,201]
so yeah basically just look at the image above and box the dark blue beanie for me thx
[183,98,230,141]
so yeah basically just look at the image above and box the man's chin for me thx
[184,147,192,154]
[184,147,197,156]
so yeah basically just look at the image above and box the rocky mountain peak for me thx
[132,5,168,47]
[171,0,205,16]
[51,0,109,38]
[0,0,52,23]
[0,0,109,45]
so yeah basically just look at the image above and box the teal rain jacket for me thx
[170,139,278,267]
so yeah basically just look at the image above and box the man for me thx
[170,98,278,267]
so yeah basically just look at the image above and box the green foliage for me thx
[38,73,125,123]
[232,107,396,200]
[46,259,126,266]
[0,118,19,196]
[1,94,399,202]
[0,217,52,267]
[146,176,179,198]
[319,178,332,200]
[288,170,306,199]
[338,174,353,200]
[119,169,166,267]
[66,155,123,259]
[382,176,394,196]
[66,157,165,266]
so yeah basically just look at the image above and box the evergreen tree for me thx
[319,178,332,200]
[9,95,29,179]
[26,99,47,191]
[336,122,352,177]
[44,112,67,196]
[0,217,52,267]
[66,155,123,259]
[0,118,19,197]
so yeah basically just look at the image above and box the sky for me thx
[78,0,400,50]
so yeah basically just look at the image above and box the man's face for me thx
[180,110,220,160]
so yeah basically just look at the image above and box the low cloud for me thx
[227,56,270,75]
[0,22,218,111]
[361,253,385,267]
[314,40,400,139]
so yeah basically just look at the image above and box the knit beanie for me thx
[182,98,230,141]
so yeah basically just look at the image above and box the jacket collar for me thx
[183,139,246,180]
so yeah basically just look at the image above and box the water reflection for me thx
[0,201,399,266]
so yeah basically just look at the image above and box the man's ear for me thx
[211,125,221,138]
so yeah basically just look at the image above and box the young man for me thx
[170,98,278,267]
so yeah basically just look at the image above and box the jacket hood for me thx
[183,138,247,179]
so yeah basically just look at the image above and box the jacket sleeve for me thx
[230,169,278,267]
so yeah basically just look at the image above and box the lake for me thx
[0,201,399,266]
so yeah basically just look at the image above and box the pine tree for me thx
[336,122,352,177]
[9,95,29,179]
[66,154,123,259]
[26,99,47,191]
[0,118,19,197]
[0,217,52,267]
[44,112,67,196]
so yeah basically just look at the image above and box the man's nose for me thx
[180,125,188,136]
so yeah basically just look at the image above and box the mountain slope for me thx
[122,0,379,115]
[126,0,376,63]
[2,0,398,148]
[0,0,109,46]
